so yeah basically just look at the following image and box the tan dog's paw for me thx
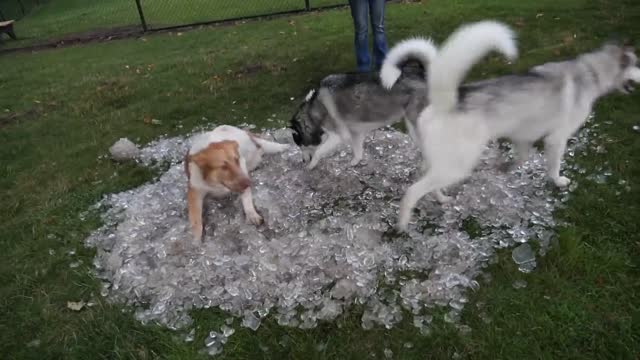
[191,226,203,244]
[246,211,264,226]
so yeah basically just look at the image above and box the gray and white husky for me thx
[289,38,437,170]
[398,21,640,230]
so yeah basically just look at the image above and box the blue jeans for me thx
[349,0,388,72]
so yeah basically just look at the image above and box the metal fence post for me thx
[304,0,310,11]
[134,0,148,31]
[16,0,25,16]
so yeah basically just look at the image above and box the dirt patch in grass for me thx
[0,25,143,55]
[230,62,288,77]
[0,102,57,127]
[0,109,38,127]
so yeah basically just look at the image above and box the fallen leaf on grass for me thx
[143,115,162,125]
[67,301,85,311]
[27,339,41,348]
[562,33,576,45]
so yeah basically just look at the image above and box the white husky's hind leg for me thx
[416,157,451,203]
[434,190,452,203]
[398,168,464,231]
[398,126,483,231]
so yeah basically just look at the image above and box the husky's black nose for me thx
[291,130,302,145]
[622,80,636,94]
[624,81,635,93]
[290,119,303,146]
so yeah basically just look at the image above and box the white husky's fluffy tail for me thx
[253,137,289,153]
[380,37,438,89]
[429,21,518,113]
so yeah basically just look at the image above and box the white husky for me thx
[397,21,640,231]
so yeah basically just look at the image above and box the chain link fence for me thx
[138,0,347,31]
[0,0,347,49]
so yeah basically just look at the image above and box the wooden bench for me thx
[0,20,17,40]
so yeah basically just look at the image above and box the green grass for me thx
[2,0,346,49]
[1,0,640,358]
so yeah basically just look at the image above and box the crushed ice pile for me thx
[84,116,611,353]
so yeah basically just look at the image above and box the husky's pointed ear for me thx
[304,89,316,102]
[604,34,623,46]
[621,48,636,68]
[621,38,635,53]
[603,35,633,50]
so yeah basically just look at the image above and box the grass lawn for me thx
[1,0,640,358]
[1,0,346,49]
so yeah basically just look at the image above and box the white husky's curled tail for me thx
[380,37,438,89]
[429,21,518,113]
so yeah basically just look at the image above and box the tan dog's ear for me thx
[231,141,240,158]
[189,151,213,174]
[189,141,240,177]
[220,141,240,164]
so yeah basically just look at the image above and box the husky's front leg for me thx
[405,119,420,145]
[544,137,570,187]
[350,132,366,166]
[398,172,444,231]
[307,132,342,169]
[301,146,314,164]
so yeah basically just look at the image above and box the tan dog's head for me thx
[188,140,250,193]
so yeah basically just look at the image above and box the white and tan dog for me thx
[185,125,289,241]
